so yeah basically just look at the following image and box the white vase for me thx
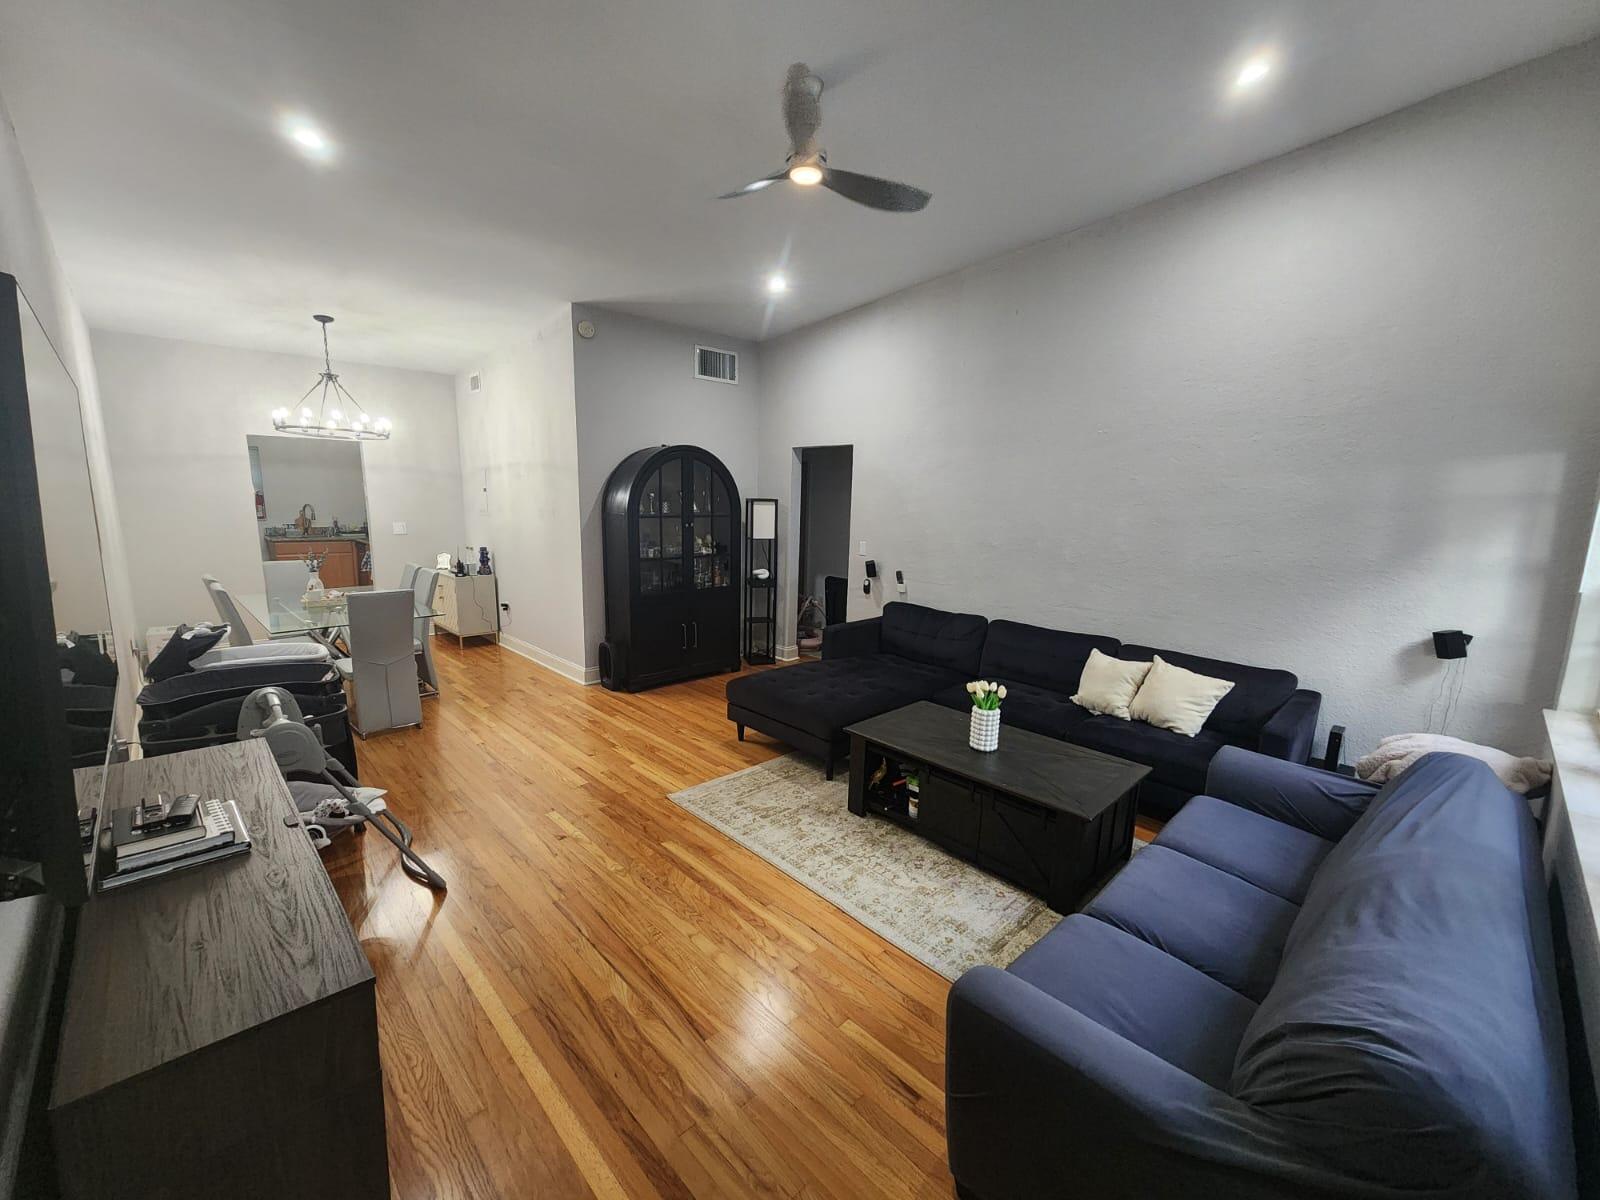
[969,706,1000,752]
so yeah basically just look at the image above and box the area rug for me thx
[669,754,1146,981]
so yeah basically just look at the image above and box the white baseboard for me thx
[499,634,601,685]
[777,643,800,662]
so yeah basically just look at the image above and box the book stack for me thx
[98,796,252,892]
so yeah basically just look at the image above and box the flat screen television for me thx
[0,272,119,907]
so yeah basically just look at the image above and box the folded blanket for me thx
[1355,732,1551,794]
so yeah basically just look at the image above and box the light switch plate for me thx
[392,521,408,535]
[858,540,868,557]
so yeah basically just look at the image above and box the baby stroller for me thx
[237,686,446,891]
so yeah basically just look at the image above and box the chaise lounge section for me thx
[725,601,1321,818]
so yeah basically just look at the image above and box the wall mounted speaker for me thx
[1432,630,1472,659]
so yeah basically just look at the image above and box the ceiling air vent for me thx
[468,372,482,393]
[695,345,738,385]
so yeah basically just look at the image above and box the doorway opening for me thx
[795,445,853,657]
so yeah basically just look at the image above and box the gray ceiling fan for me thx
[718,63,932,213]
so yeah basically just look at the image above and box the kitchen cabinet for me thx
[267,538,370,589]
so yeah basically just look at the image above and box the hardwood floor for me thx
[326,640,1158,1199]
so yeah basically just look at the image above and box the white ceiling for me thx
[3,0,1597,373]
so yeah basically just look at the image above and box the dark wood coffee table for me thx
[846,702,1150,913]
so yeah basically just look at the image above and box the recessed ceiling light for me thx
[1235,55,1274,89]
[766,273,789,295]
[279,112,336,163]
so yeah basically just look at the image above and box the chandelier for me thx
[270,314,391,441]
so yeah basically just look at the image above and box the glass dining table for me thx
[236,585,440,640]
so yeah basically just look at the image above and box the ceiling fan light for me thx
[788,163,823,186]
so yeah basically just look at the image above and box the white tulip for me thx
[997,685,1008,699]
[966,681,978,694]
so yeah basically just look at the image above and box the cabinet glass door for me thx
[659,457,684,592]
[692,459,733,590]
[637,465,664,595]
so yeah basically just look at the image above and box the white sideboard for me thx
[433,572,500,647]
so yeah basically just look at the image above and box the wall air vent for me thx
[468,372,482,393]
[695,345,738,385]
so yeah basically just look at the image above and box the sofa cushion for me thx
[1231,753,1575,1198]
[1008,914,1258,1089]
[1155,794,1333,905]
[724,655,960,742]
[1082,845,1299,1002]
[977,619,1120,695]
[1066,716,1229,795]
[1120,645,1296,739]
[931,680,1093,739]
[879,602,988,675]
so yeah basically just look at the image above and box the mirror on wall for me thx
[247,434,373,592]
[1,276,118,902]
[21,287,117,765]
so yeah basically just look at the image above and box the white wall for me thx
[571,304,761,669]
[759,41,1600,758]
[455,303,588,677]
[92,330,463,635]
[0,95,137,727]
[247,434,368,551]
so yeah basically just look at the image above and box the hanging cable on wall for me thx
[1429,629,1473,735]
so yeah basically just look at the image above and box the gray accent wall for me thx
[757,41,1600,757]
[455,303,588,677]
[571,304,761,669]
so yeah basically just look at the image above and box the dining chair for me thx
[262,560,307,612]
[201,574,255,646]
[336,589,422,736]
[411,567,441,697]
[399,562,421,593]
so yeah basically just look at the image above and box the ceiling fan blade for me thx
[821,168,931,213]
[716,170,787,200]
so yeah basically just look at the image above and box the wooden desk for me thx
[50,741,387,1200]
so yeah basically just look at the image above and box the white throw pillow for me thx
[1128,656,1235,737]
[1071,649,1153,721]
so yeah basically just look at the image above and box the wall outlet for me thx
[858,540,868,557]
[500,603,510,612]
[392,521,408,535]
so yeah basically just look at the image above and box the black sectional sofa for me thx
[725,601,1321,819]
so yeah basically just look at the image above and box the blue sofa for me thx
[946,749,1576,1199]
[725,601,1321,818]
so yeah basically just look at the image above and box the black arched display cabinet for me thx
[600,445,741,690]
